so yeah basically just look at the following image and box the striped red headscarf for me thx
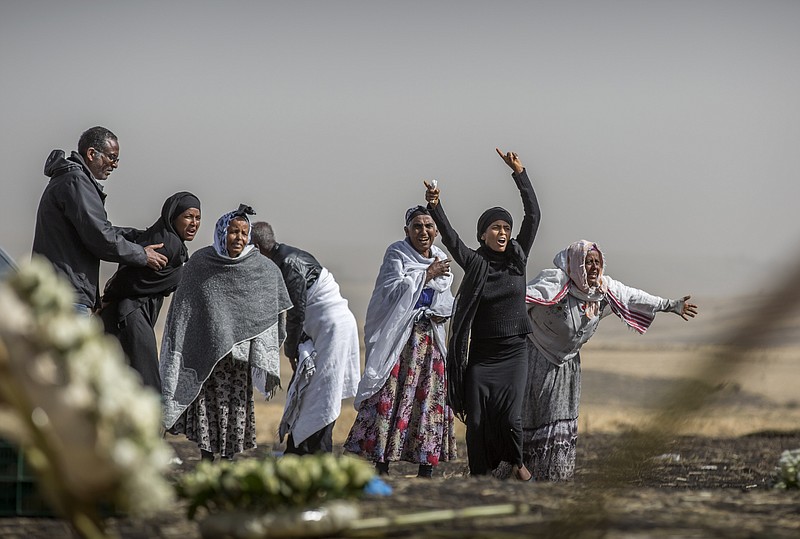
[563,240,606,319]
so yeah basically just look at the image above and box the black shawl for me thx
[101,191,200,322]
[443,243,527,421]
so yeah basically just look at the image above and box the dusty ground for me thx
[2,341,799,538]
[3,430,799,539]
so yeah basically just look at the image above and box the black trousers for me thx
[285,421,335,455]
[464,335,528,475]
[101,300,162,392]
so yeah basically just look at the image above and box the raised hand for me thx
[496,147,524,174]
[424,179,440,207]
[679,295,698,321]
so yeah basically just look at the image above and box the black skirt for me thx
[464,334,528,474]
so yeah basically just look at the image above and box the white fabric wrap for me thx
[526,268,677,366]
[278,268,361,445]
[354,240,454,408]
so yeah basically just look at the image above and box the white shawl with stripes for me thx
[525,269,676,333]
[525,268,678,365]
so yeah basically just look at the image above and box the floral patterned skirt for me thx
[171,355,257,457]
[344,319,456,465]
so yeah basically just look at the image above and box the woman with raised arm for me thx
[515,240,698,481]
[425,148,541,480]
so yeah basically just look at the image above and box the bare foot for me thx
[513,464,532,481]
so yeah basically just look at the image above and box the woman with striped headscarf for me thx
[516,240,698,481]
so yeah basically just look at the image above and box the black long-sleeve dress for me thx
[100,192,200,392]
[428,169,540,475]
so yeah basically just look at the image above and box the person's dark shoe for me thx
[200,449,214,462]
[417,464,433,478]
[375,461,390,475]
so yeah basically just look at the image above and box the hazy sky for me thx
[2,1,799,320]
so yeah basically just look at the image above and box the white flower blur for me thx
[0,257,175,515]
[772,448,800,489]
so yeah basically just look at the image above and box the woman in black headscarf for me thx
[425,148,540,480]
[100,191,201,392]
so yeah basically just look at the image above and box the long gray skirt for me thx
[494,345,581,481]
[521,346,581,481]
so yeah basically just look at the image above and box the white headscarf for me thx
[554,239,606,319]
[527,241,673,335]
[213,204,256,259]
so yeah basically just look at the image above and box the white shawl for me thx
[278,268,360,445]
[354,239,454,408]
[526,269,678,335]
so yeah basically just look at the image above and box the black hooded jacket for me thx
[32,150,147,309]
[269,243,322,360]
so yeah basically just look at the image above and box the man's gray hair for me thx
[251,221,276,252]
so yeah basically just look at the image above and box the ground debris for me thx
[1,431,799,538]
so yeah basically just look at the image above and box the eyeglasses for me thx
[92,148,120,164]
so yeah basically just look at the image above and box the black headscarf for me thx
[476,206,513,243]
[102,191,201,311]
[474,206,526,276]
[405,205,430,225]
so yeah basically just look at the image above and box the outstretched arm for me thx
[656,294,699,321]
[65,179,155,267]
[605,276,699,323]
[496,148,541,254]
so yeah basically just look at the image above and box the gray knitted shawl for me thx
[160,246,292,429]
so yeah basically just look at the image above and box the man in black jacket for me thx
[32,126,167,313]
[251,223,322,365]
[251,221,361,455]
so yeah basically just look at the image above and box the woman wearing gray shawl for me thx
[344,206,456,478]
[161,205,292,461]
